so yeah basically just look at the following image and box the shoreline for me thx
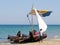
[0,38,60,45]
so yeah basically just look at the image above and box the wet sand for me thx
[0,38,60,45]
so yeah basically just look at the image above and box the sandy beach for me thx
[0,38,60,45]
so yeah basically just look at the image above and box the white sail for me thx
[34,8,47,36]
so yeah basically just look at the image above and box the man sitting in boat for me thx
[31,29,47,41]
[29,29,39,41]
[17,31,22,37]
[16,31,23,40]
[8,31,23,42]
[32,30,39,37]
[12,31,23,43]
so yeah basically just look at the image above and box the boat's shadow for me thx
[10,40,39,44]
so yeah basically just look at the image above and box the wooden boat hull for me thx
[8,34,47,43]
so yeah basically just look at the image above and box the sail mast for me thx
[31,4,34,30]
[31,14,34,30]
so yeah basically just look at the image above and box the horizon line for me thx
[0,24,60,25]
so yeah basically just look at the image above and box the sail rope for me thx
[27,14,31,25]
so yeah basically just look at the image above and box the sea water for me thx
[0,25,60,41]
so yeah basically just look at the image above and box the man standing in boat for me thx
[39,29,43,40]
[39,28,47,41]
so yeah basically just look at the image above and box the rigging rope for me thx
[27,14,31,24]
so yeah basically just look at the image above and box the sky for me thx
[0,0,60,25]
